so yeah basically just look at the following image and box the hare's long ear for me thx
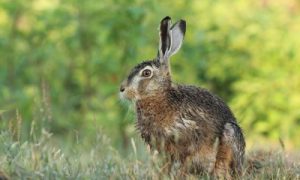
[158,16,172,65]
[168,19,186,57]
[158,17,186,66]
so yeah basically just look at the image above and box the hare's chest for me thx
[136,113,193,159]
[136,105,176,144]
[136,108,173,139]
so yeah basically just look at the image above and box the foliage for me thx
[0,0,300,149]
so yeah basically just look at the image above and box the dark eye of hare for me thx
[141,69,151,77]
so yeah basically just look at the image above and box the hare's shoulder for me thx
[168,84,236,122]
[168,84,224,105]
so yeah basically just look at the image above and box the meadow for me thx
[0,123,299,179]
[1,0,300,179]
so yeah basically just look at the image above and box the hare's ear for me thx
[158,17,186,65]
[158,16,172,64]
[168,20,186,57]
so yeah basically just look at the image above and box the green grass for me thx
[0,129,299,180]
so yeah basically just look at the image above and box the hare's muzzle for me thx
[120,85,125,92]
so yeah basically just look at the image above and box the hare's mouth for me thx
[119,88,137,101]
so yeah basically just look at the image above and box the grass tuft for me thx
[0,129,299,179]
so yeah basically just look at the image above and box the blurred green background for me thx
[1,0,300,151]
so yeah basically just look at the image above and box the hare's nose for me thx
[120,85,125,92]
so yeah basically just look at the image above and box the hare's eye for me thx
[141,69,152,77]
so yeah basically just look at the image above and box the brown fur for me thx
[132,84,245,178]
[214,139,233,179]
[120,16,245,179]
[135,89,233,175]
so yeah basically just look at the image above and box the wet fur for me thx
[120,17,245,178]
[135,83,245,177]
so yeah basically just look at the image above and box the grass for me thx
[0,128,163,180]
[0,127,299,179]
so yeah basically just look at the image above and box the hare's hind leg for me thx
[214,136,233,179]
[214,122,245,179]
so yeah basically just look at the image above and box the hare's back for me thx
[168,84,237,125]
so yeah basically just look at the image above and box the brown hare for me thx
[120,16,245,179]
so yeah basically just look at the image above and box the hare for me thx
[120,16,245,178]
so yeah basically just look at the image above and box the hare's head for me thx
[120,16,186,101]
